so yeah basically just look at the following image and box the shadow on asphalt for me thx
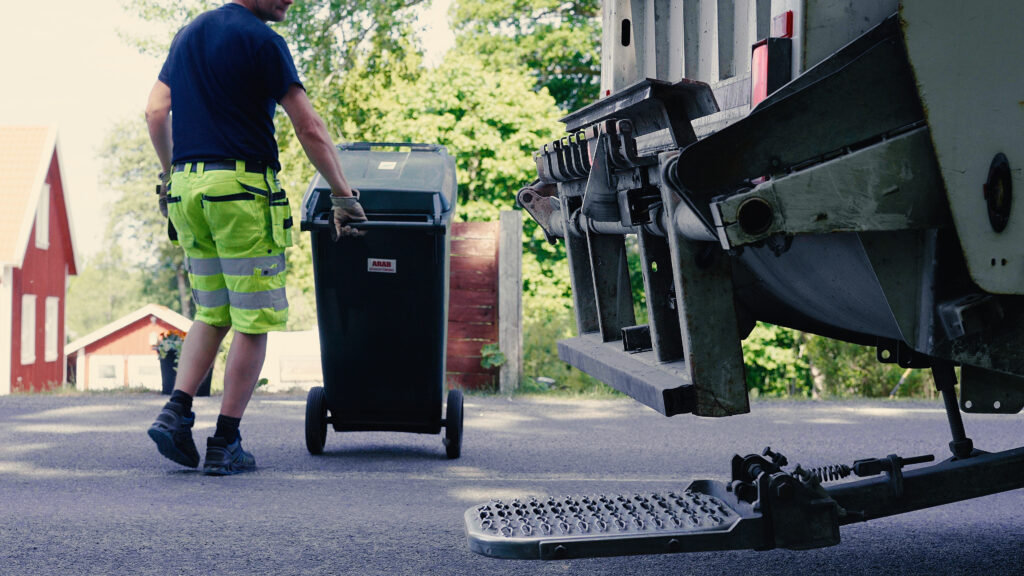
[312,444,449,462]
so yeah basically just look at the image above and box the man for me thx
[145,0,364,475]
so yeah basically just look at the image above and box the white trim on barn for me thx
[65,304,192,357]
[35,183,50,250]
[75,350,85,392]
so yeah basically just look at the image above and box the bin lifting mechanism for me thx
[464,362,1024,559]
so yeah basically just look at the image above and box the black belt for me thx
[172,160,272,174]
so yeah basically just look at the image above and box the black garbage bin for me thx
[299,142,463,458]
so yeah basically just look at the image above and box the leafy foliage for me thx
[479,343,507,369]
[99,118,191,316]
[740,324,936,398]
[332,50,564,206]
[452,0,602,110]
[742,323,811,397]
[520,244,610,394]
[802,335,933,397]
[121,0,427,68]
[65,246,147,341]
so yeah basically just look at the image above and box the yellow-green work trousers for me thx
[167,160,293,334]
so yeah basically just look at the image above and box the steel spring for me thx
[805,464,852,483]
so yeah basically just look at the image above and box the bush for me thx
[520,246,615,395]
[743,323,811,397]
[802,335,934,397]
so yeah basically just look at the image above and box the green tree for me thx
[65,246,147,340]
[742,323,811,397]
[802,335,933,398]
[121,0,427,65]
[452,0,602,111]
[99,118,192,317]
[334,50,564,207]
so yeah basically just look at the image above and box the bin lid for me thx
[302,143,455,223]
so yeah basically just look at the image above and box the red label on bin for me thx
[368,258,397,274]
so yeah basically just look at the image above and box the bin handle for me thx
[337,142,442,152]
[303,215,445,239]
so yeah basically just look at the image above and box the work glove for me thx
[156,171,170,218]
[330,189,367,239]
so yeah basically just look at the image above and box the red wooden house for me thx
[65,304,192,391]
[0,126,78,394]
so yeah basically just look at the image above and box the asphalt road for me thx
[0,392,1021,575]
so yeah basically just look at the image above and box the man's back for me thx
[160,3,300,169]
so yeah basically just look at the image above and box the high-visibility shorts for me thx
[166,160,294,334]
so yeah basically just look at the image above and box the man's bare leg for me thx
[201,331,267,475]
[220,331,268,418]
[174,321,230,395]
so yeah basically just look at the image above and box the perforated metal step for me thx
[465,481,760,559]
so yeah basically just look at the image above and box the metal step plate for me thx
[465,482,761,560]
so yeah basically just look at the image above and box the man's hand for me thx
[330,190,367,239]
[156,171,170,218]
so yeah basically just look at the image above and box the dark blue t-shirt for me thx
[159,4,302,171]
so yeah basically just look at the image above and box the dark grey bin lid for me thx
[302,143,456,223]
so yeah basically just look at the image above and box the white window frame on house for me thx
[21,294,36,365]
[35,184,50,250]
[45,296,59,362]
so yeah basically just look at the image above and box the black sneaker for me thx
[203,436,256,476]
[147,402,200,468]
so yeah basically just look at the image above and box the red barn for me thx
[65,304,192,391]
[0,126,78,394]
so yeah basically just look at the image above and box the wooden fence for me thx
[446,221,500,390]
[445,214,523,392]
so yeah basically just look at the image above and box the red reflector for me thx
[772,11,793,38]
[751,42,769,107]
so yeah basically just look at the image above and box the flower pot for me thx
[159,350,212,397]
[159,352,178,395]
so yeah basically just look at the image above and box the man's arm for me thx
[145,80,173,174]
[280,84,354,198]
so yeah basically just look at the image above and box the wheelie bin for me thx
[299,142,463,458]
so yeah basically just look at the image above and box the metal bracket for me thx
[708,128,946,249]
[516,182,563,244]
[937,293,1005,340]
[622,325,653,353]
[561,78,718,146]
[876,338,932,369]
[960,365,1024,414]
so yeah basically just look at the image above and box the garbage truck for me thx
[464,0,1024,559]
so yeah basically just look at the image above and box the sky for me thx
[0,0,454,259]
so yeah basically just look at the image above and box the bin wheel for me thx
[305,386,328,455]
[444,389,464,459]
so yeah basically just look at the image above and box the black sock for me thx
[169,390,193,413]
[215,415,241,443]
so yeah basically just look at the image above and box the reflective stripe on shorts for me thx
[188,254,286,277]
[192,287,288,311]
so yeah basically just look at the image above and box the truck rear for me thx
[465,0,1024,559]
